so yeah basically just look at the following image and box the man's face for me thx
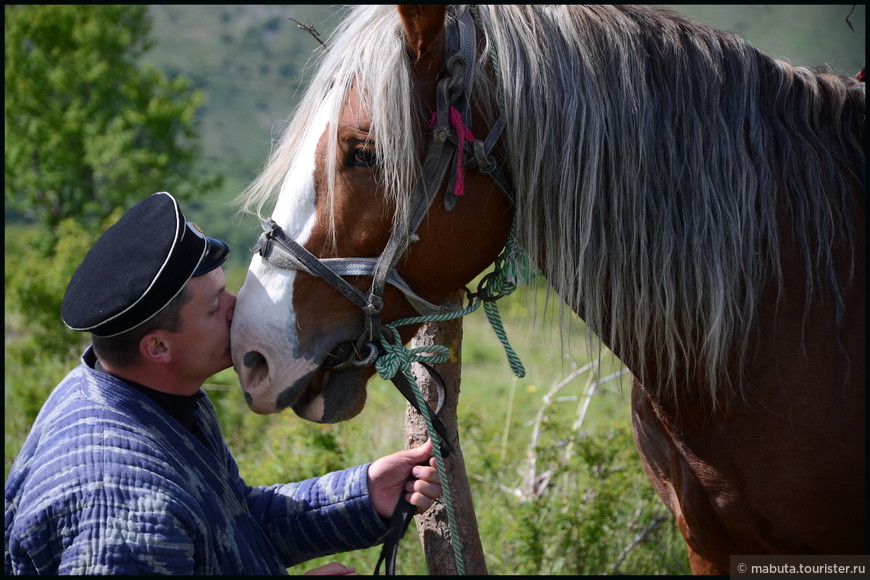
[171,268,236,386]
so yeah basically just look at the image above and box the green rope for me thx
[375,326,464,575]
[375,325,452,382]
[477,226,525,378]
[374,229,526,575]
[386,226,526,380]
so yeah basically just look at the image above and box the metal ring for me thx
[326,340,378,371]
[477,271,506,301]
[350,341,379,368]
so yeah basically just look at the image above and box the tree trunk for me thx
[404,290,488,575]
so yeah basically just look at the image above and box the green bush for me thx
[5,220,103,476]
[456,381,689,575]
[4,219,104,360]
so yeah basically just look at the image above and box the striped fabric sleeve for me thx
[240,463,389,567]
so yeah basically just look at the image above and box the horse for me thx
[230,5,865,574]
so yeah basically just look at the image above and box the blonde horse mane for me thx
[240,5,864,408]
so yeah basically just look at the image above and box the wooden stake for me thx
[404,290,488,575]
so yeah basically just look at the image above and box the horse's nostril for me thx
[243,351,266,369]
[242,351,270,393]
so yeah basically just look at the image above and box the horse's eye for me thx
[351,146,378,167]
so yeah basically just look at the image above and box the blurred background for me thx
[5,5,865,575]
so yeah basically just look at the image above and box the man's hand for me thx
[367,440,443,519]
[304,561,358,575]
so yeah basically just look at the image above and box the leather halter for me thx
[252,9,513,363]
[251,9,515,573]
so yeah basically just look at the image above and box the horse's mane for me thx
[240,5,864,408]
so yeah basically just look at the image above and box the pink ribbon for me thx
[429,106,475,196]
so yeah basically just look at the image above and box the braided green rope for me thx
[375,326,465,575]
[374,229,525,575]
[375,325,452,382]
[387,225,526,379]
[478,225,525,378]
[483,301,524,378]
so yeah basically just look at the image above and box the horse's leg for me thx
[631,378,735,574]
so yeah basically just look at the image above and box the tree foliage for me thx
[4,216,115,363]
[4,5,221,230]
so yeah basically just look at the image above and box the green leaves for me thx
[4,5,221,229]
[4,217,111,359]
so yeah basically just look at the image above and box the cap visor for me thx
[193,237,230,276]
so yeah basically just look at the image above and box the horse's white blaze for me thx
[231,91,336,415]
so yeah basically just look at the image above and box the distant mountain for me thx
[142,5,864,270]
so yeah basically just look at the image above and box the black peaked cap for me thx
[61,192,230,337]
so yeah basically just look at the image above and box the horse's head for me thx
[231,6,513,420]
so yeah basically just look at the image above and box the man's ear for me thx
[140,331,172,364]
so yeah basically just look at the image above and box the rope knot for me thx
[375,325,451,381]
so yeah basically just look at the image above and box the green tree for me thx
[4,5,221,232]
[5,218,108,473]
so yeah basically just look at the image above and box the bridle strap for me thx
[448,113,516,210]
[390,365,453,452]
[254,219,371,311]
[366,122,457,337]
[254,221,442,316]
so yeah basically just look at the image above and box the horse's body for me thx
[230,6,865,573]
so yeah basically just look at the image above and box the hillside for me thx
[142,5,349,267]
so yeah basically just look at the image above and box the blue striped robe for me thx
[5,347,388,575]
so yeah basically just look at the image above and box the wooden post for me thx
[404,290,488,575]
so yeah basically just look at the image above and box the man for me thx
[4,192,442,575]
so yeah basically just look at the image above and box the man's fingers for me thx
[411,464,441,483]
[407,478,442,497]
[404,439,435,463]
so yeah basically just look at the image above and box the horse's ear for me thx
[397,5,447,61]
